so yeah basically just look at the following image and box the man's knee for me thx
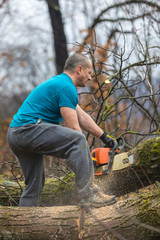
[74,132,88,147]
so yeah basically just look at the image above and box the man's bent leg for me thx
[64,133,94,200]
[34,123,94,200]
[7,123,94,203]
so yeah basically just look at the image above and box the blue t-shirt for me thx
[10,73,78,127]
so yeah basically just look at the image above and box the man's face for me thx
[77,63,92,87]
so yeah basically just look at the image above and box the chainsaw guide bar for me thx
[111,153,134,171]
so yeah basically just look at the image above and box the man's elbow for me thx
[65,123,82,133]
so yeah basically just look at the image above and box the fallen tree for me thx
[0,184,160,240]
[0,137,160,239]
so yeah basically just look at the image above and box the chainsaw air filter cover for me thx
[91,148,110,167]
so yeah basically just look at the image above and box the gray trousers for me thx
[7,121,94,207]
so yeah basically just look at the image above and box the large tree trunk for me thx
[0,184,160,240]
[46,0,68,74]
[0,138,160,239]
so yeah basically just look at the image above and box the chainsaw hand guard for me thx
[116,137,125,151]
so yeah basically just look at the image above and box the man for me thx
[7,53,117,207]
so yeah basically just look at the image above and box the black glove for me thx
[100,132,117,148]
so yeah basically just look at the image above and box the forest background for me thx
[0,0,160,181]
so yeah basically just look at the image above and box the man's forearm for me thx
[76,105,103,138]
[80,114,103,137]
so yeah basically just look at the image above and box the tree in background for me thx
[46,0,68,73]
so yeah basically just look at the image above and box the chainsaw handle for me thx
[104,141,118,173]
[102,137,125,175]
[108,136,125,156]
[109,140,118,155]
[116,137,125,152]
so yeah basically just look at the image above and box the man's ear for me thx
[77,65,82,74]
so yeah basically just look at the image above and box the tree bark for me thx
[0,184,160,240]
[46,0,68,74]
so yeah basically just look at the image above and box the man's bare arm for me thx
[76,105,103,138]
[60,107,82,133]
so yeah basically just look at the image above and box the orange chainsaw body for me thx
[91,148,110,166]
[91,147,119,175]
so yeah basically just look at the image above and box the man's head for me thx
[63,53,92,87]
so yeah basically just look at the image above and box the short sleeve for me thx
[58,86,78,110]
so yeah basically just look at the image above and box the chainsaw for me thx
[91,137,134,175]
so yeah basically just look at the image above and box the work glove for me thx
[100,132,117,148]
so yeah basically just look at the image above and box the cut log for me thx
[0,184,160,240]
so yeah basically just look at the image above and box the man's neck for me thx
[63,71,77,87]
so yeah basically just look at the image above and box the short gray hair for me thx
[63,53,90,72]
